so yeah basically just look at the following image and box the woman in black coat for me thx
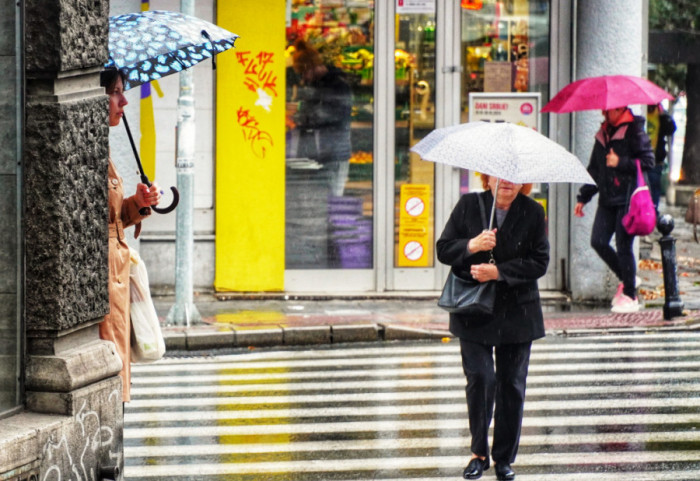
[574,107,654,313]
[437,175,549,481]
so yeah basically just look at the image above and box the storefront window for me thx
[285,1,375,270]
[460,0,550,199]
[394,9,437,269]
[0,1,21,417]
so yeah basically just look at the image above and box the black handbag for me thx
[438,194,496,316]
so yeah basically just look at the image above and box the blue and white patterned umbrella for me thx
[107,10,239,90]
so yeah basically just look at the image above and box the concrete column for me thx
[0,1,125,479]
[570,0,645,302]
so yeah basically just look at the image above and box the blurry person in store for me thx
[646,103,677,214]
[574,106,655,313]
[292,39,353,197]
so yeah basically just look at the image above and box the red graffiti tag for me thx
[236,107,273,158]
[236,50,278,97]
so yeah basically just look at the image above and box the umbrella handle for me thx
[152,186,179,214]
[138,173,180,215]
[122,113,179,215]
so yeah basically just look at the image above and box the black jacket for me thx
[577,112,655,207]
[436,191,550,346]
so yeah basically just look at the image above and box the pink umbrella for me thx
[542,75,674,113]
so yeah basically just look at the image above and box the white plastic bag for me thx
[129,248,165,363]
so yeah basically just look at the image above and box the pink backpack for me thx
[622,159,656,236]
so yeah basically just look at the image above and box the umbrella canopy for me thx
[107,10,239,90]
[410,121,595,185]
[541,75,674,113]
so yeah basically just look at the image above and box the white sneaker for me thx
[611,294,640,313]
[611,282,624,307]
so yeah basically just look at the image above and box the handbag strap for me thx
[635,158,645,187]
[475,193,496,265]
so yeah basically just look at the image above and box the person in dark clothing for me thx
[437,175,549,481]
[646,104,677,212]
[292,40,353,196]
[574,106,655,313]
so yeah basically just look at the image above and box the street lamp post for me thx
[166,0,201,326]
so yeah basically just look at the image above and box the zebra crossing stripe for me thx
[126,381,700,408]
[124,451,700,477]
[131,350,700,373]
[129,369,700,395]
[124,431,700,457]
[124,413,700,439]
[130,350,700,384]
[125,396,700,424]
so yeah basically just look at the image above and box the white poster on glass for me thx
[396,0,435,14]
[467,92,541,192]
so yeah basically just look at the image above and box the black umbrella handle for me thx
[121,113,179,215]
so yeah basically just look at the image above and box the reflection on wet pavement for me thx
[124,332,700,480]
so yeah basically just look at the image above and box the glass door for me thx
[391,7,439,290]
[458,0,557,289]
[284,1,377,291]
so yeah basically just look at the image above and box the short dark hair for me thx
[100,68,126,93]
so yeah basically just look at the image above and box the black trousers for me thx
[459,339,532,464]
[590,204,636,299]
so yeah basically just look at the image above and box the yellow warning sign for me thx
[398,184,432,267]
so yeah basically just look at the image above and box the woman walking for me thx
[437,175,549,480]
[574,106,655,313]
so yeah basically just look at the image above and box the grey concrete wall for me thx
[570,0,645,302]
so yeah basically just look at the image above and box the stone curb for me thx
[162,324,453,352]
[161,314,700,352]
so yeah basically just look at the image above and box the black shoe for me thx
[495,462,515,481]
[463,457,489,480]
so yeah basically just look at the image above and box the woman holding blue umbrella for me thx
[99,68,162,403]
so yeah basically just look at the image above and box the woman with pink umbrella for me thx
[573,106,654,312]
[543,75,672,312]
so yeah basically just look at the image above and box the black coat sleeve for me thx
[436,194,491,278]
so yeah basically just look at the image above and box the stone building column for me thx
[10,0,124,478]
[570,0,646,302]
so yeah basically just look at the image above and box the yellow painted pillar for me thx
[216,1,286,291]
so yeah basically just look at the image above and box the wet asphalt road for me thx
[124,332,700,480]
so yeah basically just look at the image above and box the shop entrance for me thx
[283,0,557,293]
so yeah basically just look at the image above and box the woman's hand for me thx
[471,263,498,283]
[574,202,585,217]
[606,148,619,168]
[135,182,162,208]
[468,229,497,253]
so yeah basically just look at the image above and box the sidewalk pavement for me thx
[154,204,700,352]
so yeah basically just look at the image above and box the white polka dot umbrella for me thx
[411,121,594,185]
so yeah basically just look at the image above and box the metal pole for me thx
[167,0,200,326]
[657,214,684,320]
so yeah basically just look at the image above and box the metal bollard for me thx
[657,214,684,320]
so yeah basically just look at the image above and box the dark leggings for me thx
[590,204,636,298]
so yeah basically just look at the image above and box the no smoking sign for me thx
[404,196,425,217]
[403,240,424,261]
